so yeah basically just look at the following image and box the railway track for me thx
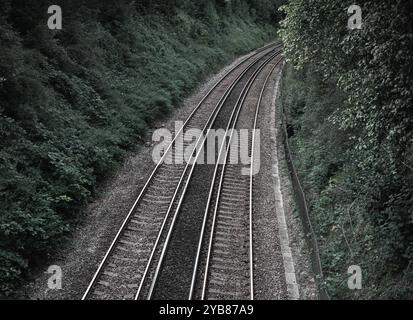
[189,58,283,300]
[82,43,283,300]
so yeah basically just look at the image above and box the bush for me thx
[280,0,413,298]
[0,0,279,296]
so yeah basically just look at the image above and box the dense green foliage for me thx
[280,1,413,298]
[0,0,280,296]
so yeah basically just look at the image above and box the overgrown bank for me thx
[0,0,281,296]
[280,1,413,299]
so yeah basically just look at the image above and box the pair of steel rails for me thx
[82,43,283,300]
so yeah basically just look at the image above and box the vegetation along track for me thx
[82,43,283,300]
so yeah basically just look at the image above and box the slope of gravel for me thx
[17,50,259,300]
[253,60,287,300]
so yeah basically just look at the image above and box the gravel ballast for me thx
[19,50,259,300]
[19,47,318,300]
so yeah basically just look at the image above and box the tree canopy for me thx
[280,0,413,298]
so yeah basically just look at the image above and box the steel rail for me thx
[193,54,280,300]
[133,48,276,300]
[191,55,282,301]
[146,52,281,300]
[82,42,280,300]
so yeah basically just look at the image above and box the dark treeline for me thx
[0,0,282,296]
[280,0,413,298]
